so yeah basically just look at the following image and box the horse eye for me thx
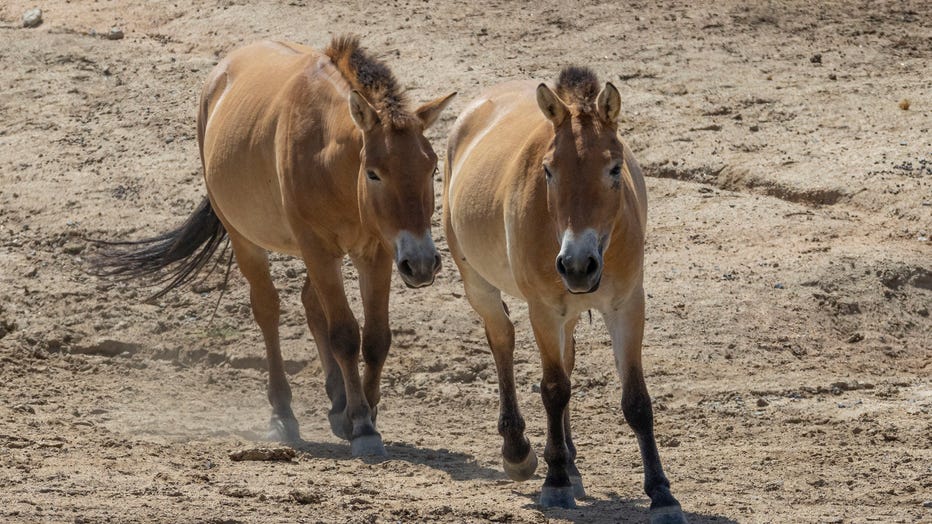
[366,170,381,181]
[609,165,622,177]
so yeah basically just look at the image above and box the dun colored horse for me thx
[97,36,455,456]
[443,68,686,522]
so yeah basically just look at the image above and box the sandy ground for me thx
[1,1,930,522]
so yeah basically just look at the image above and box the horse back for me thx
[199,40,356,255]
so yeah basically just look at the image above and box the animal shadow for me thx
[526,492,740,524]
[291,439,502,481]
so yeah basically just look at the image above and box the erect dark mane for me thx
[555,66,600,110]
[325,35,413,127]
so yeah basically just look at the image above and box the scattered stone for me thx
[749,125,760,132]
[72,339,142,357]
[828,73,837,80]
[808,477,827,487]
[810,53,822,64]
[229,447,296,462]
[22,8,43,28]
[923,500,932,508]
[756,398,769,407]
[13,404,36,414]
[107,27,124,40]
[773,283,784,289]
[847,332,864,343]
[290,489,322,504]
[898,98,910,111]
[63,242,86,255]
[219,486,256,498]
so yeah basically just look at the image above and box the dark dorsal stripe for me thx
[555,66,600,110]
[325,35,413,127]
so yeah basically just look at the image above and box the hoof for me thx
[650,505,688,524]
[328,412,350,441]
[569,475,586,499]
[268,415,301,443]
[539,485,577,509]
[502,448,538,482]
[350,434,387,457]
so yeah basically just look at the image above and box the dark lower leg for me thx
[541,364,572,489]
[622,370,680,510]
[301,278,345,418]
[488,323,531,464]
[328,320,378,440]
[361,321,390,424]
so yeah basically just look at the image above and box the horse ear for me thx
[416,92,457,130]
[537,83,568,126]
[596,82,621,124]
[349,90,380,132]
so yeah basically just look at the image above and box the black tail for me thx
[92,197,229,300]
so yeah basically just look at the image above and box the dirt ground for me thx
[1,1,930,522]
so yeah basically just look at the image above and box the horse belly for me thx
[449,182,524,299]
[206,152,301,256]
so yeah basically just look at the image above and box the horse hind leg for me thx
[460,266,536,482]
[228,232,300,443]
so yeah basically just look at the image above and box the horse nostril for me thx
[586,256,599,276]
[399,259,414,277]
[555,256,567,276]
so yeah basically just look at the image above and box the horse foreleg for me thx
[303,251,383,457]
[461,270,536,481]
[301,277,347,440]
[561,317,585,499]
[529,303,575,509]
[229,233,300,443]
[351,249,393,426]
[605,288,686,524]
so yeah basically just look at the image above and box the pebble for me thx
[756,398,769,407]
[107,27,124,40]
[774,283,784,289]
[229,447,296,461]
[923,500,932,508]
[22,8,42,28]
[810,53,822,64]
[13,404,36,414]
[898,98,910,111]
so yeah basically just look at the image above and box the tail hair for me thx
[91,197,229,300]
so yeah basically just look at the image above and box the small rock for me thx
[923,500,932,508]
[13,404,36,414]
[898,98,910,111]
[229,447,296,462]
[23,8,43,28]
[847,332,864,343]
[756,398,769,407]
[773,282,784,289]
[63,241,86,255]
[810,53,822,64]
[749,125,760,132]
[72,339,142,357]
[107,27,124,40]
[284,268,298,278]
[290,489,322,504]
[828,73,837,80]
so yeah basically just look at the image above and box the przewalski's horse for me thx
[96,36,455,456]
[443,68,686,522]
